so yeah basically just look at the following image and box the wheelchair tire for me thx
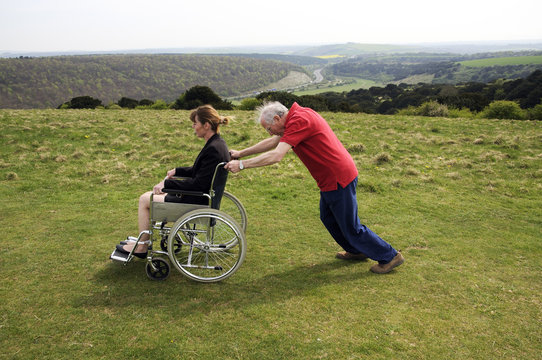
[145,258,170,281]
[167,208,246,283]
[221,191,247,233]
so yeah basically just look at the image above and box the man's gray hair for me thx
[256,101,288,125]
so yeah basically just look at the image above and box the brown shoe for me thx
[370,252,404,274]
[336,251,368,261]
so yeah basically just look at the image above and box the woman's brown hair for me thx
[190,105,230,134]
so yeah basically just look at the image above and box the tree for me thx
[139,99,154,106]
[172,85,233,110]
[117,97,139,108]
[438,93,489,112]
[256,91,300,109]
[59,96,102,109]
[298,95,329,112]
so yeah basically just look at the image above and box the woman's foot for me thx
[115,242,149,259]
[119,236,139,245]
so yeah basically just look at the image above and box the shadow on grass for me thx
[78,257,375,312]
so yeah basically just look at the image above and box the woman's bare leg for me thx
[121,191,165,253]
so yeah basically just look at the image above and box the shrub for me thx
[396,106,418,116]
[527,104,542,120]
[417,101,449,117]
[481,100,525,120]
[106,103,122,110]
[448,107,475,119]
[238,98,261,111]
[150,99,170,110]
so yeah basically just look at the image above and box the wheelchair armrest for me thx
[161,189,209,198]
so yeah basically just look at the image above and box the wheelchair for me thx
[110,162,247,282]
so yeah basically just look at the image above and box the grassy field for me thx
[1,109,541,359]
[294,78,378,96]
[459,55,542,67]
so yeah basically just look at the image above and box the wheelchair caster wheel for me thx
[146,258,170,281]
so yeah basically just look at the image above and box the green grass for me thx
[294,78,378,96]
[1,109,541,359]
[459,55,542,67]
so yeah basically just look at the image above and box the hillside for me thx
[0,54,307,108]
[1,109,540,359]
[3,45,542,110]
[328,52,542,85]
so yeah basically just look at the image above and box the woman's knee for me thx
[139,191,152,206]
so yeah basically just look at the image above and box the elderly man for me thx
[225,101,403,274]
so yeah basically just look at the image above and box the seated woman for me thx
[116,104,231,258]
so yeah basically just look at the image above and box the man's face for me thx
[260,114,285,136]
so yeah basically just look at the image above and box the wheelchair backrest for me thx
[209,162,228,210]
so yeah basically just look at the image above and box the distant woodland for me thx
[0,54,305,108]
[330,51,542,84]
[1,49,542,111]
[257,70,542,116]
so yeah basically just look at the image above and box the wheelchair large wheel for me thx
[221,191,247,233]
[167,209,246,283]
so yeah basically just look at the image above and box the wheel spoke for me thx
[168,209,246,282]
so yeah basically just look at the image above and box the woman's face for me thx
[192,115,209,138]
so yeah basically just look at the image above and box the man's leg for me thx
[320,196,360,254]
[321,178,397,263]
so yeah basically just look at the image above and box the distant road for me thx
[313,68,324,83]
[227,68,325,100]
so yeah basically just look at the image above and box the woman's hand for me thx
[153,181,165,195]
[166,168,176,179]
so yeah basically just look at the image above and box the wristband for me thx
[239,160,244,170]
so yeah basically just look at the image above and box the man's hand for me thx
[229,150,242,159]
[225,160,242,173]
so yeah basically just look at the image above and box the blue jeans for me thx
[319,177,397,263]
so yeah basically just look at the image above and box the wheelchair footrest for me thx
[110,249,130,262]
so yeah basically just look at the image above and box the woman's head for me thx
[190,105,230,134]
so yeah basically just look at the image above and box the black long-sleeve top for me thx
[163,133,230,204]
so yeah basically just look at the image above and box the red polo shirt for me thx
[280,103,358,191]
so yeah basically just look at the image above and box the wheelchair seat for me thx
[152,162,229,223]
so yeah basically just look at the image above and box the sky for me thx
[1,0,541,52]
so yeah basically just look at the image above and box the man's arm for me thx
[226,142,292,173]
[230,136,281,159]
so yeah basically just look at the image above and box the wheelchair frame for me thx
[110,162,247,282]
